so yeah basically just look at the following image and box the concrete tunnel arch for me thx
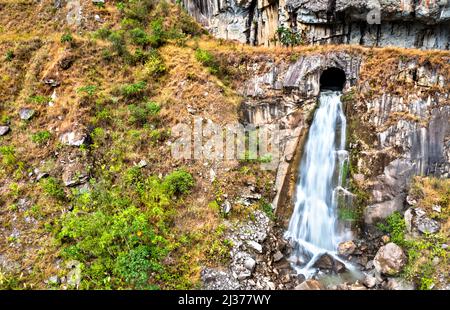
[320,67,346,91]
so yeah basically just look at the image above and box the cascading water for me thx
[284,90,351,277]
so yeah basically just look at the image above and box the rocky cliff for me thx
[182,0,450,49]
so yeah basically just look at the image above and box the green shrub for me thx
[31,130,52,145]
[259,199,275,220]
[162,169,194,196]
[61,32,73,44]
[28,95,51,104]
[0,146,16,166]
[377,211,406,245]
[130,27,150,46]
[121,81,146,98]
[121,17,141,30]
[142,51,166,78]
[107,31,128,56]
[148,18,166,48]
[124,0,157,23]
[5,50,14,61]
[195,48,218,74]
[94,27,112,40]
[77,85,97,96]
[41,177,66,201]
[128,101,160,126]
[276,26,302,47]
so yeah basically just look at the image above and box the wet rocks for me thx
[0,126,10,136]
[313,253,346,274]
[373,243,406,275]
[338,240,356,256]
[19,108,35,120]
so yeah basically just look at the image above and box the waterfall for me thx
[285,90,350,277]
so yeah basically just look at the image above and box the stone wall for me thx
[182,0,450,49]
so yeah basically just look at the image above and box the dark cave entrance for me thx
[320,67,346,91]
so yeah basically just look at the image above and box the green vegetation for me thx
[276,26,303,47]
[5,50,14,61]
[0,146,16,166]
[259,199,275,220]
[60,32,73,44]
[195,48,219,74]
[121,81,146,98]
[77,85,97,96]
[28,95,50,104]
[56,167,195,289]
[41,177,66,201]
[31,130,52,145]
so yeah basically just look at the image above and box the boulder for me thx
[60,130,87,146]
[246,241,262,253]
[373,243,406,275]
[273,251,284,262]
[0,126,10,136]
[363,274,377,288]
[414,216,440,234]
[295,280,323,290]
[243,257,256,271]
[337,240,356,256]
[313,253,346,273]
[19,108,35,120]
[222,200,231,214]
[62,163,89,187]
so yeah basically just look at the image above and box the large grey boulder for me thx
[373,243,406,276]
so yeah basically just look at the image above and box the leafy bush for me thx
[5,50,14,61]
[0,146,16,166]
[259,199,275,220]
[141,51,167,78]
[94,27,112,40]
[128,101,160,126]
[377,211,406,245]
[28,95,51,104]
[148,18,166,48]
[31,130,52,145]
[41,177,66,201]
[107,31,127,56]
[162,169,194,196]
[130,27,150,46]
[276,26,302,47]
[124,0,157,23]
[77,85,97,96]
[61,32,73,44]
[195,48,218,73]
[121,81,146,98]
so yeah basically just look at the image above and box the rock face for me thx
[373,243,406,275]
[182,0,450,49]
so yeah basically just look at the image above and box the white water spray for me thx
[284,90,351,277]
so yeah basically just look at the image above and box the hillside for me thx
[0,0,449,290]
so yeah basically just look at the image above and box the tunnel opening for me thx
[320,67,346,91]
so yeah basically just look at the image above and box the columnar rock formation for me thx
[182,0,450,49]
